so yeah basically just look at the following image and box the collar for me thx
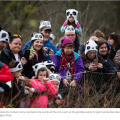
[0,61,4,67]
[55,48,80,60]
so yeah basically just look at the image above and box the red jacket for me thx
[0,62,14,83]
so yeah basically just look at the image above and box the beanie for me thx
[61,38,74,47]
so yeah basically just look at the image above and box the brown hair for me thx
[36,67,49,79]
[97,40,110,53]
[8,60,19,68]
[93,30,105,39]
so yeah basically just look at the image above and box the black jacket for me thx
[0,45,24,66]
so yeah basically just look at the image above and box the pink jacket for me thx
[30,78,57,108]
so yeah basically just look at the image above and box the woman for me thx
[98,40,119,73]
[52,37,84,89]
[107,32,120,60]
[0,34,26,66]
[22,33,49,78]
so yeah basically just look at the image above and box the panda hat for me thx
[10,62,23,72]
[50,33,55,40]
[31,33,43,43]
[85,40,98,55]
[49,73,61,84]
[65,26,75,33]
[44,60,55,67]
[66,9,79,21]
[39,20,51,31]
[0,30,9,42]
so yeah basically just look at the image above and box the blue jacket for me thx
[23,39,58,53]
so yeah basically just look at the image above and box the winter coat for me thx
[30,78,57,108]
[22,46,46,78]
[113,49,120,69]
[0,45,24,66]
[51,49,84,88]
[23,39,58,54]
[0,61,14,83]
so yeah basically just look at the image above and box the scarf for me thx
[60,48,75,81]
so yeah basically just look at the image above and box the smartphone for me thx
[24,49,30,61]
[30,46,34,55]
[47,49,51,54]
[93,59,98,66]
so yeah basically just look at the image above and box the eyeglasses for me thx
[13,34,21,38]
[88,51,96,54]
[65,34,75,37]
[49,68,56,73]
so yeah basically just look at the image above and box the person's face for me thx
[13,70,22,78]
[38,71,47,80]
[41,30,51,42]
[68,16,75,23]
[107,37,115,48]
[87,50,96,60]
[63,46,73,56]
[33,39,43,52]
[99,43,108,55]
[51,81,59,92]
[49,66,55,74]
[0,41,7,50]
[64,32,76,42]
[9,38,22,54]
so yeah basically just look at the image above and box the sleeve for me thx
[23,41,32,51]
[60,21,67,33]
[30,79,46,92]
[73,57,84,85]
[45,81,57,95]
[75,21,82,34]
[0,64,14,83]
[113,49,120,68]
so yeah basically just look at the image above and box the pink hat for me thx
[61,38,74,47]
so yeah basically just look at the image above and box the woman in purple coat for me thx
[52,37,84,90]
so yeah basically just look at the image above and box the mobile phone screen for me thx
[93,59,98,65]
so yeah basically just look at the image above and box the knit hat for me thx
[50,33,55,40]
[44,60,55,67]
[66,9,78,21]
[49,73,61,84]
[61,38,74,47]
[10,62,23,72]
[39,20,52,31]
[0,30,9,42]
[85,40,98,55]
[65,26,75,33]
[31,33,43,43]
[89,36,98,42]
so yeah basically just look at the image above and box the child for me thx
[61,9,82,35]
[8,60,26,107]
[26,63,57,108]
[44,60,56,73]
[48,73,64,108]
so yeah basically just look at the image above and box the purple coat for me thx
[51,49,84,87]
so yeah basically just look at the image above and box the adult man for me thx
[56,26,85,56]
[23,21,58,55]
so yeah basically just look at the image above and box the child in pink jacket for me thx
[27,64,57,108]
[61,9,82,34]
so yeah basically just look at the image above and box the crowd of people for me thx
[0,9,120,108]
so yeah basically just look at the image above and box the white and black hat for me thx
[39,21,52,31]
[32,63,48,76]
[31,33,43,42]
[66,9,78,21]
[49,73,61,84]
[10,62,23,72]
[0,30,9,42]
[85,40,98,55]
[65,26,75,33]
[50,33,55,40]
[44,60,55,67]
